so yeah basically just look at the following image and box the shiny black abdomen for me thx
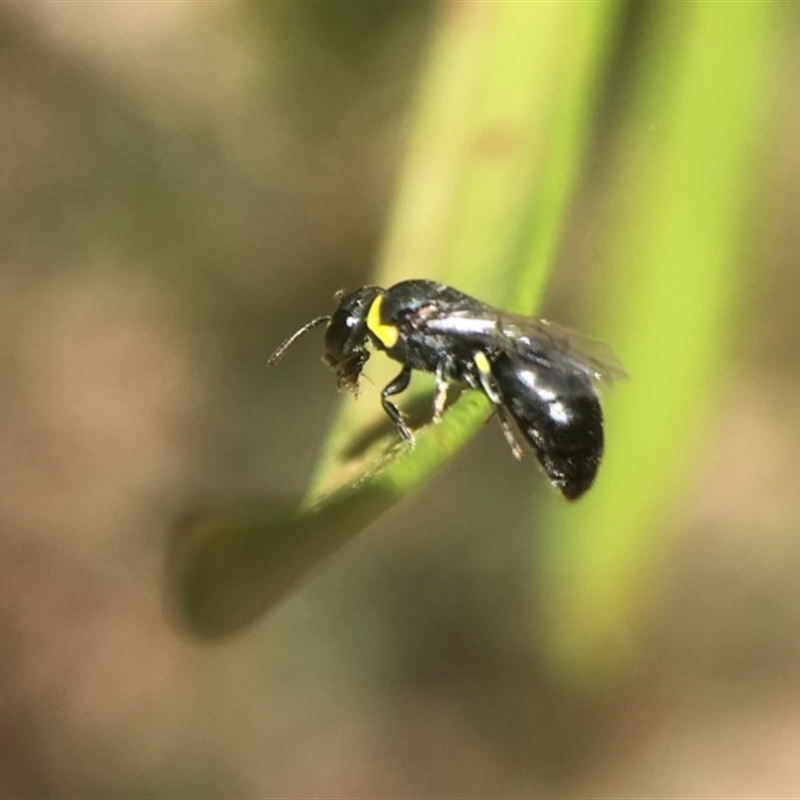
[490,352,604,500]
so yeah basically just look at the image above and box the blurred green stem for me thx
[535,1,779,687]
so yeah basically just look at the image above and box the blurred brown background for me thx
[1,2,800,797]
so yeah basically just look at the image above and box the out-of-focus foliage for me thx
[0,2,799,798]
[535,1,780,686]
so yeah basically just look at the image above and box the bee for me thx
[268,280,626,500]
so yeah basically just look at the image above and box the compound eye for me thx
[324,308,358,363]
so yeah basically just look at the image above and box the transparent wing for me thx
[424,308,628,384]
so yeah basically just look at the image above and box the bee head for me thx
[323,286,383,392]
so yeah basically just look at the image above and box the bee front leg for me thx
[381,365,414,443]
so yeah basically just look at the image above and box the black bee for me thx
[268,280,626,500]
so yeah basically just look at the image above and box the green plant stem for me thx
[534,0,779,687]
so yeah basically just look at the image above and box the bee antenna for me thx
[268,315,331,366]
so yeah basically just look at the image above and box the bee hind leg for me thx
[472,351,524,461]
[494,405,524,460]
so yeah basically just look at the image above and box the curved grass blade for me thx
[167,2,621,639]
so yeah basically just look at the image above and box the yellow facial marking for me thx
[366,294,399,348]
[473,351,491,374]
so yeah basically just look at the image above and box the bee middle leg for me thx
[431,363,449,425]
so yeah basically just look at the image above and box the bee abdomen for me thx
[490,353,604,500]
